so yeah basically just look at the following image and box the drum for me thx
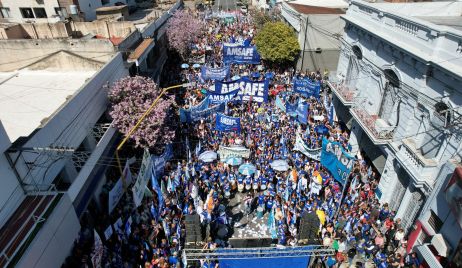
[261,184,267,190]
[238,184,244,192]
[245,184,251,190]
[252,183,259,190]
[256,207,264,219]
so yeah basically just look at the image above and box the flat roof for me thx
[416,16,462,32]
[289,0,349,9]
[0,70,96,142]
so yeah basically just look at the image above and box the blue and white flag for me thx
[210,78,269,103]
[293,78,321,98]
[215,113,241,132]
[320,137,355,184]
[223,45,261,64]
[275,95,286,112]
[286,99,298,116]
[328,103,335,125]
[151,164,164,207]
[296,100,309,124]
[201,65,230,81]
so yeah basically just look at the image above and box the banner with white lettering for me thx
[218,145,250,160]
[215,113,241,132]
[210,78,269,103]
[320,137,355,184]
[201,65,230,81]
[108,178,123,214]
[223,45,261,64]
[293,78,321,98]
[132,148,152,207]
[293,133,321,161]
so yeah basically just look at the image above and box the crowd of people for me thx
[63,7,421,268]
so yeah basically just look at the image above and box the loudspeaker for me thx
[185,215,202,246]
[298,212,320,244]
[228,237,272,248]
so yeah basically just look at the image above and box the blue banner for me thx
[215,113,241,132]
[180,97,210,122]
[201,65,230,81]
[320,137,355,184]
[296,100,309,124]
[223,45,261,64]
[207,89,240,105]
[210,78,269,103]
[293,78,321,98]
[328,103,335,125]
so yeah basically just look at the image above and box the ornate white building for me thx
[329,0,462,252]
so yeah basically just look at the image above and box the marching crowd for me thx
[63,7,422,268]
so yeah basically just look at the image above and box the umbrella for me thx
[181,63,189,69]
[199,151,217,162]
[225,156,242,166]
[193,63,201,68]
[238,163,256,176]
[315,125,329,135]
[270,160,289,172]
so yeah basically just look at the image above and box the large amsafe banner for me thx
[223,45,261,64]
[293,77,321,98]
[209,78,269,103]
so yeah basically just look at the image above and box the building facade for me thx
[0,0,137,22]
[329,0,462,249]
[281,0,347,72]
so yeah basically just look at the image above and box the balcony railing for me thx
[351,107,395,144]
[327,81,356,105]
[396,138,438,189]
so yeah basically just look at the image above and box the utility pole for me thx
[300,16,309,72]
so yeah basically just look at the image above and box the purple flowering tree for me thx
[166,9,204,59]
[108,76,176,149]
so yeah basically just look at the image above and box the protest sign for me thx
[320,137,355,184]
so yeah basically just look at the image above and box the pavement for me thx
[228,193,271,239]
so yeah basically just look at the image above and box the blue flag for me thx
[320,137,355,184]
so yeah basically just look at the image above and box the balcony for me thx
[396,138,438,190]
[350,107,395,145]
[327,81,356,106]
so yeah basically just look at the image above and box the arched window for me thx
[352,45,362,60]
[379,69,400,125]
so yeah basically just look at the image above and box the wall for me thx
[0,39,116,71]
[77,0,129,21]
[0,0,61,23]
[333,1,462,229]
[0,20,136,40]
[14,53,128,192]
[16,193,80,268]
[0,121,25,229]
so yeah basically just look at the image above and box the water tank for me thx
[69,5,78,15]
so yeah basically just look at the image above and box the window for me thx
[20,8,35,19]
[55,7,68,18]
[0,7,11,18]
[428,210,443,233]
[352,45,362,60]
[33,8,47,18]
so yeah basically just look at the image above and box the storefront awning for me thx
[431,234,450,257]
